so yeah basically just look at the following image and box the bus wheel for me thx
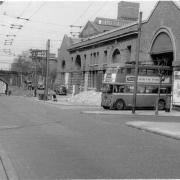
[158,100,165,110]
[115,99,125,110]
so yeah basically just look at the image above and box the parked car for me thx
[55,85,67,95]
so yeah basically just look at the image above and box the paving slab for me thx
[126,121,180,140]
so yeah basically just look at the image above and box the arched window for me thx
[151,32,172,55]
[75,55,81,70]
[151,32,173,66]
[61,60,66,69]
[112,49,121,63]
[0,79,7,94]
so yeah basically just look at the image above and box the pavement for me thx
[126,121,180,140]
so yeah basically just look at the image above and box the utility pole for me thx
[155,64,166,116]
[44,39,50,100]
[132,12,142,114]
[34,55,37,97]
[20,70,23,88]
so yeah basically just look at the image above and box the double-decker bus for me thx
[101,63,172,110]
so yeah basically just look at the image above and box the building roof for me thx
[79,16,138,38]
[69,1,180,52]
[91,21,116,33]
[68,22,138,51]
[70,37,81,44]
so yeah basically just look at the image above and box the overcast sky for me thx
[0,0,157,70]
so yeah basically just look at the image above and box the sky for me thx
[0,0,158,70]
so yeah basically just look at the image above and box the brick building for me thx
[57,1,180,100]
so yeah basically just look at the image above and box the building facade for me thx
[57,1,140,92]
[57,1,180,104]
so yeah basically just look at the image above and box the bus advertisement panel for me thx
[126,76,170,84]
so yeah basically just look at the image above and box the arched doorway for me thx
[73,55,82,93]
[150,30,174,108]
[151,32,173,66]
[0,79,8,94]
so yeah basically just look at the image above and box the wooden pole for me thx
[34,56,37,97]
[44,39,50,100]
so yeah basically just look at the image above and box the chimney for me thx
[117,1,139,21]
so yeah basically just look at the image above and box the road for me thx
[0,96,180,179]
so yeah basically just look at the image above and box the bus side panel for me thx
[136,94,156,108]
[112,94,133,108]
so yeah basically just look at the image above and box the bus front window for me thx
[101,84,113,93]
[107,85,113,93]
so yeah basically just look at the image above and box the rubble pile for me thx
[9,86,33,96]
[68,91,101,106]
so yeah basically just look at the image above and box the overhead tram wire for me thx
[2,2,32,51]
[100,1,116,18]
[70,2,94,37]
[89,1,109,20]
[3,2,47,56]
[1,2,95,56]
[17,1,32,19]
[1,12,70,28]
[72,1,94,26]
[28,2,46,20]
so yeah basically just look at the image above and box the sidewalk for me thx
[81,109,180,117]
[126,121,180,140]
[32,92,180,117]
